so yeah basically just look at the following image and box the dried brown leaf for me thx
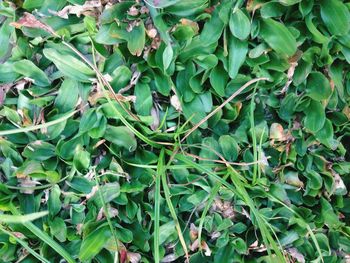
[11,13,55,35]
[49,0,101,19]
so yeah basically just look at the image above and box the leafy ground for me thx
[0,0,350,262]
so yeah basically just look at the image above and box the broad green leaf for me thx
[229,9,251,40]
[48,185,61,217]
[0,19,13,59]
[228,35,248,79]
[22,141,56,161]
[79,225,111,261]
[306,72,332,101]
[320,0,350,36]
[0,106,21,123]
[199,1,231,46]
[23,0,44,10]
[182,92,212,128]
[315,119,334,147]
[73,146,90,172]
[55,79,79,113]
[100,1,133,24]
[278,0,301,5]
[219,135,239,161]
[134,82,152,116]
[304,100,325,132]
[67,177,93,194]
[43,48,95,82]
[261,2,287,18]
[127,22,145,56]
[210,64,228,96]
[49,217,67,242]
[104,126,137,151]
[299,0,313,17]
[159,221,176,244]
[90,182,120,207]
[163,44,173,70]
[13,60,50,87]
[260,18,297,56]
[165,0,208,17]
[305,15,329,44]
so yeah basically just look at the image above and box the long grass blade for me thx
[0,226,50,263]
[0,211,48,223]
[0,110,77,136]
[9,205,76,263]
[154,148,164,263]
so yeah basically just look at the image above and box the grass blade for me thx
[0,111,77,136]
[154,148,164,263]
[9,206,76,263]
[0,211,48,223]
[0,226,50,263]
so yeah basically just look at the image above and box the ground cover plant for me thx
[0,0,350,262]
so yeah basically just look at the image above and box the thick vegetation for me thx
[0,0,350,262]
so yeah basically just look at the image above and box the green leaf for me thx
[22,141,56,161]
[320,0,350,36]
[159,221,176,245]
[55,79,79,113]
[23,0,44,10]
[315,119,334,148]
[199,2,228,46]
[278,0,301,5]
[79,225,111,261]
[91,182,120,207]
[228,35,248,79]
[134,82,152,116]
[48,185,61,217]
[0,19,13,59]
[210,64,228,96]
[13,60,50,87]
[73,146,91,172]
[219,135,239,161]
[43,48,95,82]
[163,44,173,70]
[229,9,251,40]
[127,22,145,56]
[261,2,287,18]
[104,126,137,151]
[306,72,332,101]
[260,18,297,56]
[49,217,67,242]
[304,100,325,133]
